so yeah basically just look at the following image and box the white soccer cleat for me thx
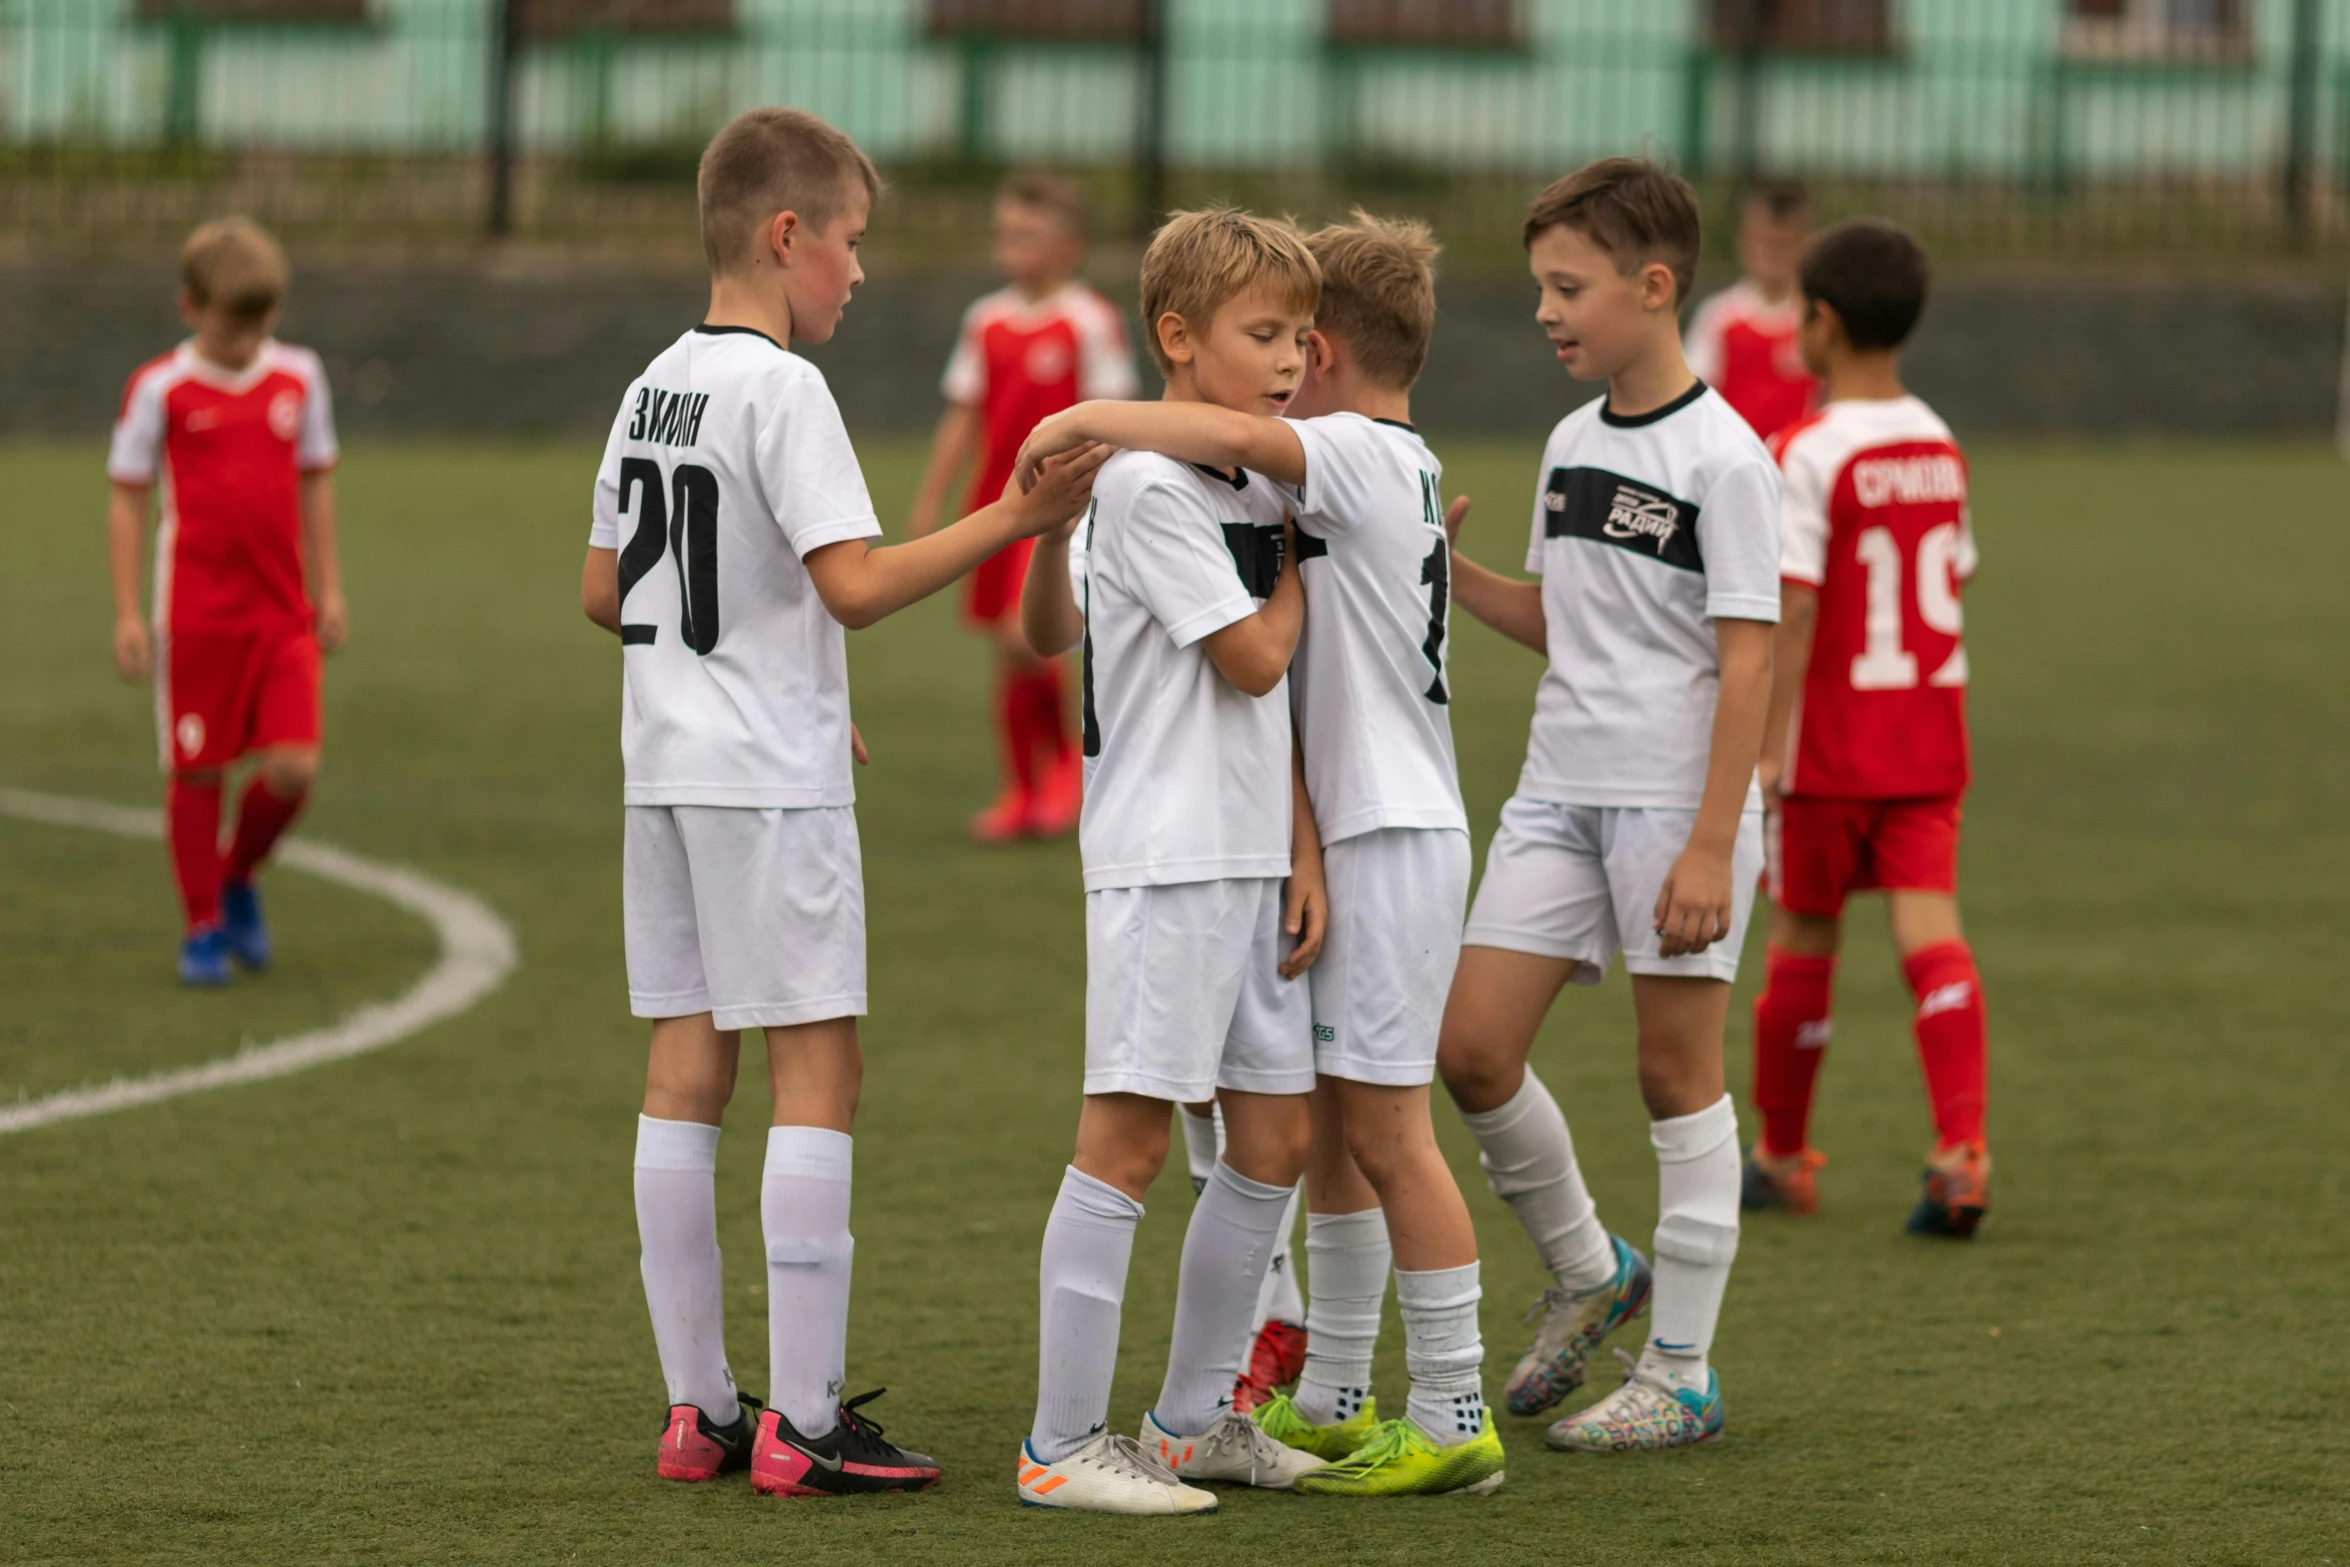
[1016,1433,1218,1515]
[1140,1407,1325,1490]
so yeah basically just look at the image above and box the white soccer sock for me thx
[634,1115,740,1424]
[1647,1094,1741,1389]
[1396,1262,1486,1446]
[1455,1067,1615,1292]
[1031,1165,1145,1463]
[1179,1105,1219,1195]
[1156,1160,1294,1436]
[1253,1182,1306,1331]
[1294,1207,1387,1424]
[762,1125,854,1439]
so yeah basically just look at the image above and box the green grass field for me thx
[1,437,2345,1566]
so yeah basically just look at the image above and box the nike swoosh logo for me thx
[774,1442,843,1472]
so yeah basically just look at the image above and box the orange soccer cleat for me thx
[969,786,1033,843]
[1741,1145,1829,1216]
[1906,1139,1990,1238]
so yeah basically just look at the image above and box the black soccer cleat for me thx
[751,1388,942,1496]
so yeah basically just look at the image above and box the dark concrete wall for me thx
[4,261,2341,440]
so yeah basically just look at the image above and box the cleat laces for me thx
[834,1388,906,1462]
[1315,1418,1415,1478]
[1197,1412,1290,1476]
[1081,1432,1182,1484]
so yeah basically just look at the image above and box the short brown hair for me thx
[1138,206,1321,376]
[180,216,288,321]
[1800,218,1930,351]
[999,170,1091,240]
[1522,157,1702,308]
[1306,210,1439,390]
[697,107,880,275]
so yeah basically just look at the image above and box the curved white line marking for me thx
[0,787,519,1137]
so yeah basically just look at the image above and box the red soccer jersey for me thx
[108,341,339,635]
[1687,280,1818,443]
[1772,395,1977,800]
[942,283,1137,513]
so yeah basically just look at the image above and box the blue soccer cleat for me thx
[178,925,233,987]
[219,880,271,971]
[1503,1233,1654,1417]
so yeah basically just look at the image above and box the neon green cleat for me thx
[1291,1412,1505,1498]
[1251,1392,1377,1462]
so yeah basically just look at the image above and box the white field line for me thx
[0,787,518,1137]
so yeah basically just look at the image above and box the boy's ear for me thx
[1638,260,1679,314]
[1155,311,1194,368]
[1810,298,1846,346]
[175,289,203,329]
[765,209,801,268]
[1306,327,1338,379]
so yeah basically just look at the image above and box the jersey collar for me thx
[1599,379,1708,429]
[695,322,783,351]
[175,340,280,394]
[1191,462,1249,491]
[1371,417,1418,433]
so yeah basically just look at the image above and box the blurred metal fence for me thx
[4,0,2347,265]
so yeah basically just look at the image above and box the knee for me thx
[256,749,318,797]
[1437,1034,1518,1116]
[1226,1106,1311,1188]
[1339,1115,1418,1190]
[1637,1058,1704,1121]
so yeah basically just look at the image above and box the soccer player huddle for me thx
[106,104,1991,1513]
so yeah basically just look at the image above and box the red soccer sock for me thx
[989,669,1035,801]
[166,775,225,933]
[1751,947,1837,1157]
[224,777,308,887]
[1017,663,1071,767]
[1903,939,1988,1151]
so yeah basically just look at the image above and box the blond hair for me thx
[1138,206,1321,376]
[1305,210,1439,390]
[999,169,1091,240]
[697,107,880,275]
[180,216,288,321]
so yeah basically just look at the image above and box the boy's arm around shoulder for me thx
[1016,401,1307,495]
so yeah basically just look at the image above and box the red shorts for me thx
[1769,794,1961,919]
[964,535,1037,626]
[158,625,321,772]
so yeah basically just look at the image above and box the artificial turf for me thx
[0,437,2344,1566]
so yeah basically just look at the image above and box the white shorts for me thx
[1085,877,1314,1103]
[623,805,867,1030]
[1462,797,1763,986]
[1311,827,1472,1087]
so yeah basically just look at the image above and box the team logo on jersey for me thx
[1024,338,1073,384]
[175,713,206,759]
[1543,466,1704,572]
[1852,453,1966,509]
[268,390,303,442]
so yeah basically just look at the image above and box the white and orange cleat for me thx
[1017,1432,1217,1514]
[1140,1408,1323,1490]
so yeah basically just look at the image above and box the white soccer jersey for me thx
[1517,381,1783,809]
[588,326,882,808]
[1285,413,1467,843]
[1078,449,1293,891]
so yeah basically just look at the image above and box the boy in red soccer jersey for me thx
[107,217,345,987]
[1745,218,1992,1237]
[905,172,1137,841]
[1685,181,1817,443]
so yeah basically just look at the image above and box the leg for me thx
[1749,904,1841,1167]
[1030,1093,1167,1462]
[1627,974,1741,1390]
[1290,1082,1386,1427]
[223,743,317,886]
[1889,890,1984,1150]
[759,1017,861,1439]
[165,767,226,934]
[637,1015,743,1434]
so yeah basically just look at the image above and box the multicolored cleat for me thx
[656,1393,761,1481]
[1293,1411,1506,1497]
[1906,1139,1990,1238]
[750,1389,940,1496]
[1741,1144,1828,1215]
[1232,1317,1307,1413]
[1141,1407,1323,1490]
[1545,1348,1722,1453]
[1250,1390,1376,1462]
[1503,1233,1652,1417]
[178,924,232,987]
[1017,1432,1217,1514]
[219,879,271,971]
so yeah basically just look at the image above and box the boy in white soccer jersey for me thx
[1440,159,1781,1453]
[579,108,1102,1499]
[1008,208,1332,1515]
[1015,212,1504,1497]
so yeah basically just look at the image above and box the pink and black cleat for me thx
[657,1393,762,1482]
[751,1389,942,1497]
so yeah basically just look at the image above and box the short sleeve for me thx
[294,353,339,472]
[107,368,167,485]
[1291,416,1374,537]
[1074,294,1140,400]
[1954,507,1980,582]
[1125,481,1257,648]
[1684,293,1727,386]
[588,395,630,550]
[940,299,988,406]
[1524,446,1555,576]
[759,368,882,558]
[1776,437,1831,587]
[1699,455,1783,623]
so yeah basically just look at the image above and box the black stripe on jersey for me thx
[1598,380,1708,428]
[1192,463,1250,491]
[1222,522,1285,597]
[621,625,657,645]
[694,322,783,351]
[1542,466,1704,573]
[1293,525,1330,561]
[1080,500,1100,759]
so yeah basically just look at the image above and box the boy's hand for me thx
[851,724,870,766]
[112,614,151,683]
[1757,754,1784,811]
[1653,839,1735,958]
[1280,854,1328,979]
[1443,494,1471,545]
[315,590,350,653]
[1015,443,1107,536]
[1013,410,1097,495]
